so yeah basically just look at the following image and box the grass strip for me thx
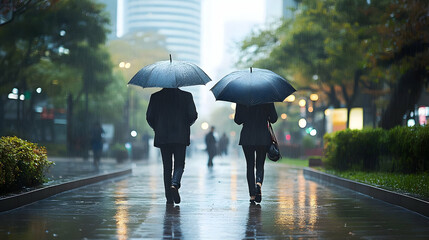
[323,170,429,201]
[277,157,308,168]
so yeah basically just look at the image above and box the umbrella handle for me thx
[169,54,172,63]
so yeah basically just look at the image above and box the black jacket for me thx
[234,103,278,146]
[146,88,197,147]
[205,131,217,154]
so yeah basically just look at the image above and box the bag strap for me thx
[267,121,278,144]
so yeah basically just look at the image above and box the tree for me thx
[237,0,428,130]
[373,0,429,129]
[238,0,370,128]
[0,0,114,155]
[107,31,169,142]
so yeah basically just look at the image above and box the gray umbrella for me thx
[128,55,211,88]
[210,67,296,106]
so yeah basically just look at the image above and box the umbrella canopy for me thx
[210,67,296,106]
[128,55,211,88]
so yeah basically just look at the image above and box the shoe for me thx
[250,196,256,204]
[255,183,262,203]
[166,199,174,205]
[171,186,181,204]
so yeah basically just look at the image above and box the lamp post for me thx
[309,93,321,145]
[309,93,319,123]
[281,94,295,144]
[119,61,131,141]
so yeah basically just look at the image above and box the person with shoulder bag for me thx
[234,103,278,203]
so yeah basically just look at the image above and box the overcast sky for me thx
[201,0,266,83]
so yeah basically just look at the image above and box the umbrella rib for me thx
[266,77,284,100]
[214,74,242,98]
[187,62,210,85]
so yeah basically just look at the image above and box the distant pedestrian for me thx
[147,88,197,205]
[234,103,278,204]
[218,132,229,156]
[205,126,217,167]
[90,121,104,168]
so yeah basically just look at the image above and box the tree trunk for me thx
[380,68,426,129]
[343,70,361,128]
[0,95,4,136]
[327,85,341,108]
[67,93,73,156]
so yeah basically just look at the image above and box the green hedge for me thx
[324,126,429,173]
[0,136,53,193]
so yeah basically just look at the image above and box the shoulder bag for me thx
[267,121,281,162]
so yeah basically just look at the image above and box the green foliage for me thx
[0,136,53,193]
[324,126,429,173]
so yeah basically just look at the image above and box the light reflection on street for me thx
[114,181,129,240]
[148,163,159,200]
[275,169,318,231]
[230,159,238,202]
[276,169,295,227]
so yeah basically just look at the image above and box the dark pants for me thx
[160,144,186,201]
[242,145,267,197]
[207,151,216,166]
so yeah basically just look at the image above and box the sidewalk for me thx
[0,157,132,212]
[0,152,428,239]
[44,157,131,185]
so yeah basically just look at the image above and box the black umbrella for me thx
[210,67,296,106]
[128,55,211,88]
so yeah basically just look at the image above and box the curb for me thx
[0,168,132,212]
[303,167,429,218]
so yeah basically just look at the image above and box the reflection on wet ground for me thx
[0,153,428,239]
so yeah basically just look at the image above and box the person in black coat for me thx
[147,88,198,204]
[90,121,104,168]
[205,126,217,167]
[234,103,278,203]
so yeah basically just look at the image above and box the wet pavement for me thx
[0,152,428,239]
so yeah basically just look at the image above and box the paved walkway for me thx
[0,152,428,239]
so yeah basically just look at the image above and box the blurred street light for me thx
[281,113,287,119]
[298,99,306,107]
[201,122,209,130]
[310,93,319,101]
[230,103,236,110]
[284,94,295,103]
[131,130,137,138]
[119,61,131,69]
[298,118,307,128]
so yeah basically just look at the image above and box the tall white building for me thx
[95,0,118,40]
[266,0,297,21]
[123,0,201,64]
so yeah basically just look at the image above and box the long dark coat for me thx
[234,103,278,146]
[205,131,217,155]
[146,88,197,148]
